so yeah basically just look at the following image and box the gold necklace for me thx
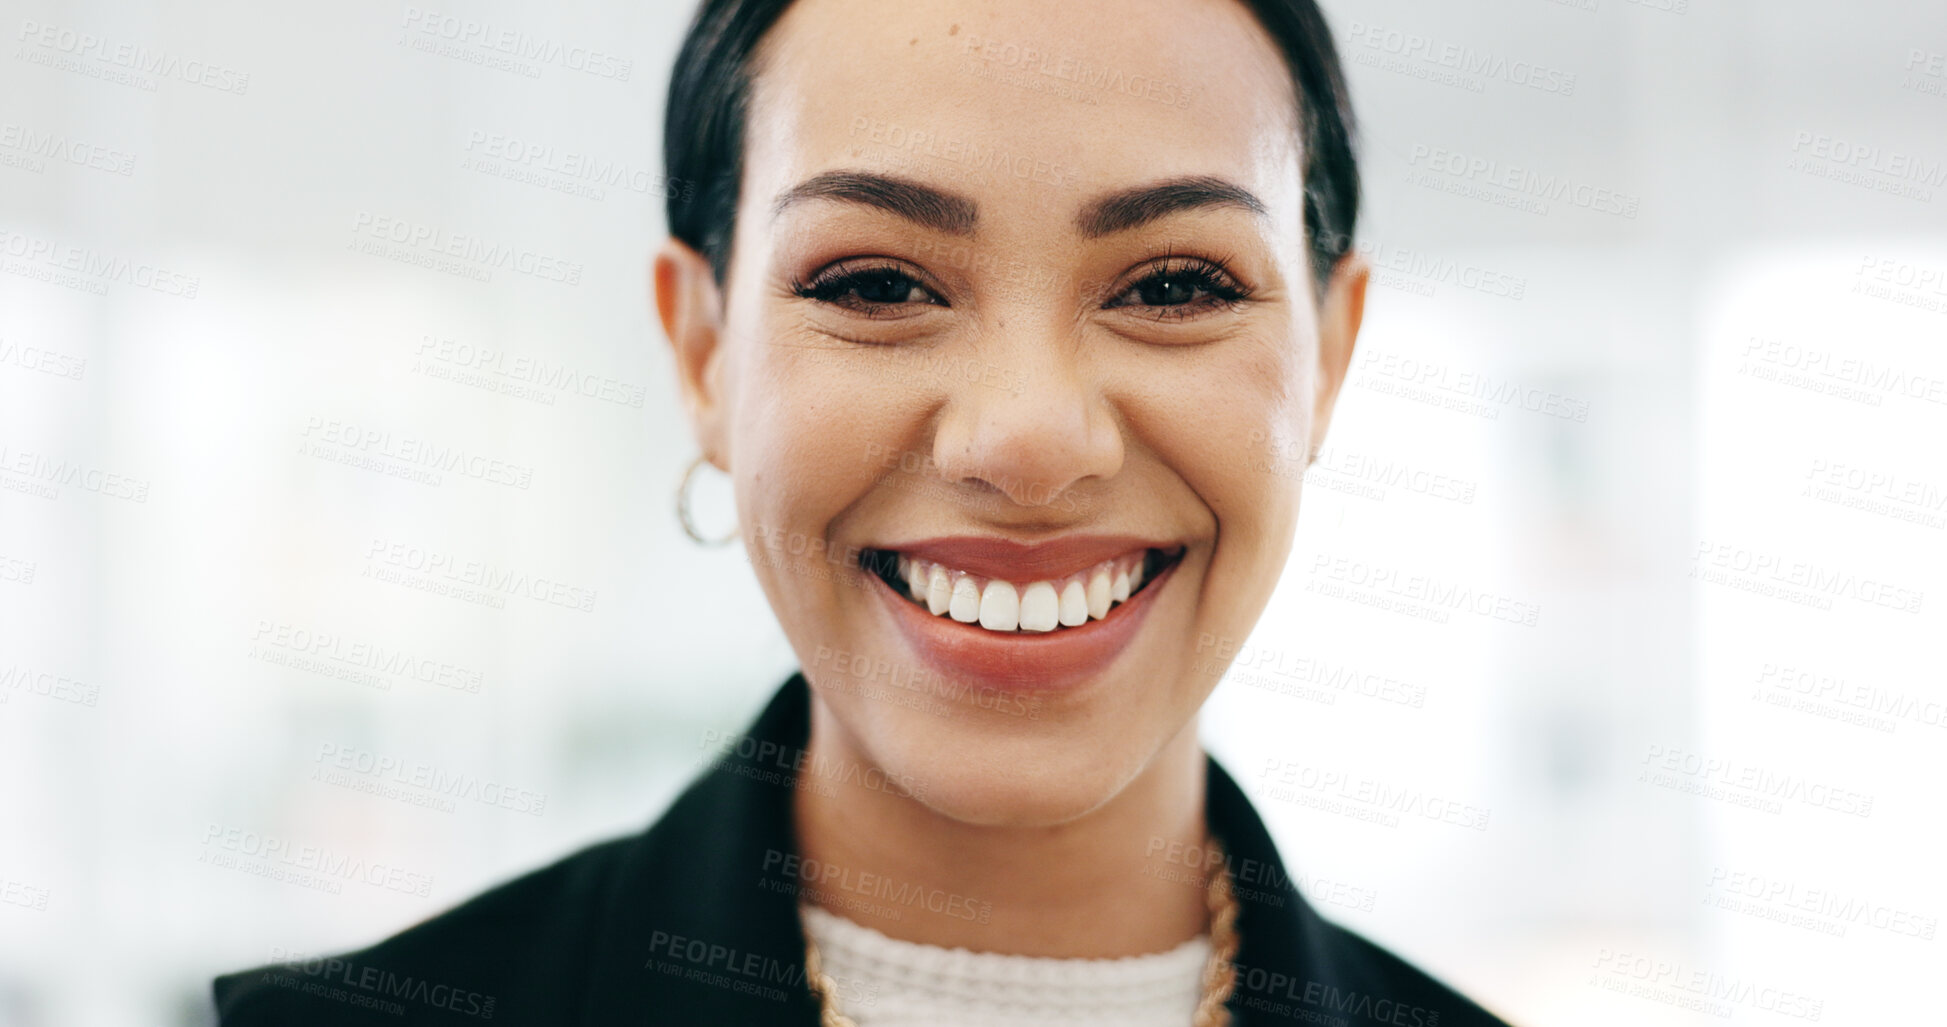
[803,845,1241,1027]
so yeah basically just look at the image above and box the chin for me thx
[790,537,1225,816]
[886,737,1154,829]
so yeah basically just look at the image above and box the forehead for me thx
[743,0,1302,229]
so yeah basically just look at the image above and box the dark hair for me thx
[664,0,1359,300]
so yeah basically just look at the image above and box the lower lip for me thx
[868,558,1176,694]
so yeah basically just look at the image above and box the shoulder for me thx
[212,678,819,1026]
[1202,755,1514,1025]
[1271,909,1516,1027]
[211,833,636,1026]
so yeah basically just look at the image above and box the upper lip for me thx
[868,535,1181,581]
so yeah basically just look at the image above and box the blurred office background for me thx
[2,0,1943,1023]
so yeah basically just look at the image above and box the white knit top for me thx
[799,904,1212,1027]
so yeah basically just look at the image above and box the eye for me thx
[793,259,947,316]
[1103,258,1250,320]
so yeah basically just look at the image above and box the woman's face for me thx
[660,0,1365,826]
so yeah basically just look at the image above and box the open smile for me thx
[861,545,1182,634]
[856,537,1187,692]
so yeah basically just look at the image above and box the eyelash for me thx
[1102,256,1252,321]
[791,260,946,317]
[791,256,1252,321]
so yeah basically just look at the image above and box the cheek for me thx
[1151,335,1311,650]
[1136,334,1313,537]
[723,330,922,590]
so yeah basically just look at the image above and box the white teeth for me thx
[1057,581,1089,627]
[891,553,1164,634]
[949,575,982,623]
[1019,582,1060,632]
[1086,566,1113,620]
[927,565,951,615]
[979,580,1020,631]
[905,556,926,598]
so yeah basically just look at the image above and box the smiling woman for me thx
[212,1,1511,1025]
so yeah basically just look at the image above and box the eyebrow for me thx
[769,170,1269,239]
[1075,176,1268,237]
[771,171,978,236]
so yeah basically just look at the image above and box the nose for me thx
[928,324,1125,510]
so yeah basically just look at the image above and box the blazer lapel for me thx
[577,674,824,1024]
[570,674,1344,1025]
[1206,754,1319,1025]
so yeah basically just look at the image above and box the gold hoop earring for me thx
[676,454,738,547]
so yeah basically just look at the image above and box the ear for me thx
[1307,252,1369,465]
[654,238,731,469]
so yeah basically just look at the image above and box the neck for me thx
[791,695,1211,959]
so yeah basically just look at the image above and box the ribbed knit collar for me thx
[800,902,1211,1026]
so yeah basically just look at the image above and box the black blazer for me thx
[214,673,1513,1025]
